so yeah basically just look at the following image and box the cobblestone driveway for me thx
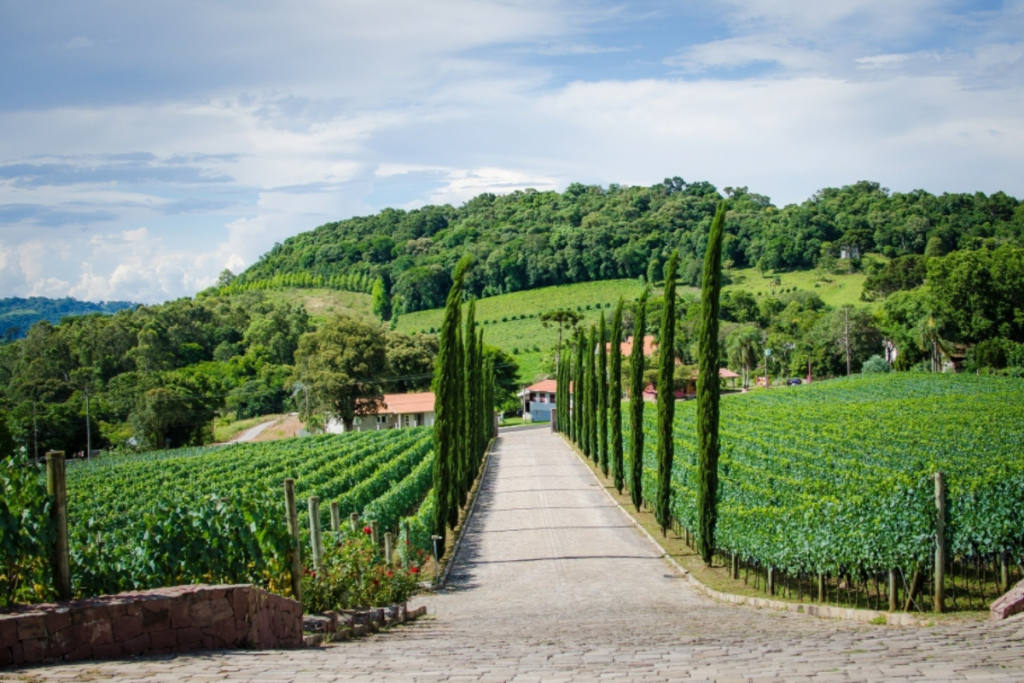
[6,428,1024,682]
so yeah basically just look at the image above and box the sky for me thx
[1,0,1022,304]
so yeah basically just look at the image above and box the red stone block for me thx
[121,633,151,656]
[92,642,123,660]
[0,617,17,649]
[991,579,1024,620]
[206,588,227,600]
[148,629,177,650]
[208,597,234,624]
[88,619,113,646]
[65,642,93,661]
[231,587,249,617]
[44,610,72,635]
[190,599,214,626]
[0,646,12,667]
[169,601,191,628]
[11,642,24,665]
[16,615,47,641]
[176,627,203,645]
[20,638,46,664]
[125,602,144,618]
[112,615,144,642]
[142,607,170,631]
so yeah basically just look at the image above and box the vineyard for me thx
[626,373,1024,610]
[63,428,433,599]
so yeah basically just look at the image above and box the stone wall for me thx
[1,584,302,667]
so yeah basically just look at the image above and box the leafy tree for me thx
[628,286,649,511]
[540,310,583,368]
[726,326,762,389]
[655,250,679,535]
[573,329,585,447]
[697,203,725,564]
[371,276,393,322]
[861,255,927,300]
[292,315,388,432]
[386,332,437,392]
[609,298,625,494]
[861,355,890,373]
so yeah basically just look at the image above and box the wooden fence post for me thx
[731,553,739,580]
[329,501,340,534]
[308,496,323,570]
[767,566,775,597]
[283,479,302,603]
[934,471,945,613]
[403,520,411,566]
[888,570,898,612]
[384,532,394,566]
[349,512,359,533]
[46,451,71,601]
[371,520,379,546]
[817,573,825,603]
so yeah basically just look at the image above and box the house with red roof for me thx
[326,391,436,433]
[517,379,559,422]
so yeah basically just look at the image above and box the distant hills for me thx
[229,179,1023,315]
[0,297,136,340]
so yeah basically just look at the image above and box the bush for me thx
[861,355,890,374]
[1,453,55,607]
[301,531,419,613]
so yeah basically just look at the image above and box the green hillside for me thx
[0,297,135,341]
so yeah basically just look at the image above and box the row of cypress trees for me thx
[561,201,727,565]
[431,257,496,556]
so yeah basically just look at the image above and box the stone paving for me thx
[5,428,1024,682]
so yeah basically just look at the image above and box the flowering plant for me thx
[301,532,420,613]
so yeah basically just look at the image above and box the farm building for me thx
[326,391,436,433]
[518,379,558,422]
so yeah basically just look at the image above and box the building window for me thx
[376,415,388,424]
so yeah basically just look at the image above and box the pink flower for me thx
[363,526,372,534]
[410,566,420,574]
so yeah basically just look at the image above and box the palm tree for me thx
[914,313,950,373]
[726,326,762,388]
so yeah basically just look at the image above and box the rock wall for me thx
[1,584,302,667]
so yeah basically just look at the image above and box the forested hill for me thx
[0,297,135,341]
[228,179,1024,313]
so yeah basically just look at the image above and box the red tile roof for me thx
[381,392,435,415]
[524,379,558,393]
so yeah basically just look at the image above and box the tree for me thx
[585,325,598,461]
[629,286,650,511]
[462,300,479,502]
[609,298,625,494]
[697,202,726,565]
[573,329,585,447]
[726,326,762,389]
[861,255,926,300]
[292,315,388,432]
[450,323,466,522]
[540,310,583,368]
[432,257,472,550]
[655,250,679,536]
[598,312,609,476]
[371,276,392,322]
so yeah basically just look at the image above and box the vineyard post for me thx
[308,496,323,570]
[45,451,72,601]
[329,501,340,534]
[1001,553,1009,594]
[283,479,302,603]
[731,553,738,580]
[767,567,775,596]
[934,471,946,613]
[371,520,379,546]
[889,570,898,612]
[817,573,825,603]
[384,532,394,565]
[404,521,411,566]
[350,512,359,532]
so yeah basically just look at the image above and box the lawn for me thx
[723,264,870,309]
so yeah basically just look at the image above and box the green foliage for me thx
[609,299,625,494]
[696,204,726,563]
[655,251,679,534]
[301,531,419,613]
[67,429,432,599]
[624,374,1024,577]
[0,297,134,342]
[0,452,55,607]
[628,287,649,511]
[861,355,891,373]
[928,245,1024,344]
[862,255,927,300]
[598,313,609,476]
[585,325,598,461]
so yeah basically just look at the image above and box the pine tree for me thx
[629,286,650,511]
[432,256,472,551]
[610,298,625,494]
[656,250,680,536]
[598,313,609,475]
[697,204,727,564]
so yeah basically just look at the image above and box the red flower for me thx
[373,579,379,586]
[386,570,393,577]
[363,526,372,534]
[410,566,420,574]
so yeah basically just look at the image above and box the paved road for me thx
[227,419,279,444]
[7,429,1024,681]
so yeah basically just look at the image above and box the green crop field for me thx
[66,429,432,597]
[626,374,1024,607]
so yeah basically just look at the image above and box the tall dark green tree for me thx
[573,330,585,446]
[629,286,650,511]
[586,325,598,462]
[609,298,625,494]
[655,250,680,535]
[451,322,466,522]
[598,312,609,476]
[464,300,479,496]
[697,203,727,564]
[432,256,471,549]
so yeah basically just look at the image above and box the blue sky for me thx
[1,0,1022,303]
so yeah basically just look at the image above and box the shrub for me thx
[301,532,419,613]
[861,355,890,374]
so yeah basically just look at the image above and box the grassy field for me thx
[395,279,650,383]
[255,266,870,384]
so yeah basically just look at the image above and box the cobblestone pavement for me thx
[6,429,1024,682]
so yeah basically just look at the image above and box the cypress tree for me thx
[478,330,487,458]
[610,298,625,494]
[573,330,585,446]
[697,203,727,564]
[451,323,466,522]
[629,286,650,511]
[598,312,609,476]
[586,325,598,462]
[655,250,680,536]
[432,256,471,550]
[464,300,478,495]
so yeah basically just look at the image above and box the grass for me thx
[395,279,649,383]
[263,288,376,325]
[213,413,286,442]
[724,264,870,310]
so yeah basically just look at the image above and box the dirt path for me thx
[7,429,1024,681]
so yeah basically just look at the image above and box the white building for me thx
[325,392,436,433]
[518,379,558,422]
